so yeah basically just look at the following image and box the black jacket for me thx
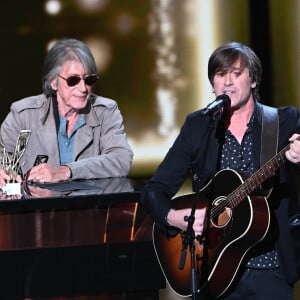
[142,102,300,284]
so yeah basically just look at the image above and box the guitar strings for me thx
[209,145,289,221]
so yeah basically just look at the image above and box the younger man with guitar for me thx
[142,42,300,299]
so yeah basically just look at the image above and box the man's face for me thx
[212,59,256,111]
[50,60,93,115]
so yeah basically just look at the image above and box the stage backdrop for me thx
[0,0,300,179]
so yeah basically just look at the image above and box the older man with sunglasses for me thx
[0,38,133,187]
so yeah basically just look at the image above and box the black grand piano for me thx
[0,178,165,300]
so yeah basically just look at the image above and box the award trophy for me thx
[0,130,31,195]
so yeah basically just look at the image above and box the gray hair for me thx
[42,38,97,97]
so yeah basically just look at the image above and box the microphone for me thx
[202,94,231,116]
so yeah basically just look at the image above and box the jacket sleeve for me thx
[140,115,196,232]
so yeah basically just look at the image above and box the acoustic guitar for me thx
[153,138,297,299]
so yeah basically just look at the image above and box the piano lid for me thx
[0,177,147,212]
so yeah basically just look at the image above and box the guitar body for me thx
[153,169,271,299]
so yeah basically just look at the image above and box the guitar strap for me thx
[260,105,279,166]
[260,105,279,194]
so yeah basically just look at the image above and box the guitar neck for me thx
[228,142,291,207]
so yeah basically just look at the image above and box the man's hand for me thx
[286,133,300,164]
[166,208,207,237]
[25,164,72,183]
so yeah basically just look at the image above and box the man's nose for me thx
[224,73,233,85]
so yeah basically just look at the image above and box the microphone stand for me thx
[178,104,230,299]
[178,197,199,300]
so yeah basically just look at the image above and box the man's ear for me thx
[50,77,58,91]
[251,81,257,89]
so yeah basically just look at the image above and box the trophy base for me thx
[2,182,21,195]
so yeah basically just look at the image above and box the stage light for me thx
[44,0,61,16]
[85,37,112,73]
[76,0,108,12]
[115,13,135,34]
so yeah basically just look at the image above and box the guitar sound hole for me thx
[211,197,232,228]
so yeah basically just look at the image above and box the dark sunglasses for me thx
[58,74,99,87]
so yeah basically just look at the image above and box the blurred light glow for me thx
[46,39,58,52]
[44,0,61,16]
[129,0,179,173]
[148,0,179,138]
[76,0,108,11]
[17,25,32,36]
[130,0,218,175]
[129,130,178,170]
[115,13,135,34]
[156,87,177,136]
[85,37,112,73]
[196,0,218,106]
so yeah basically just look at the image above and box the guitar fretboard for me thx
[227,144,290,209]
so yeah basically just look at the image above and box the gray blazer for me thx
[0,94,133,179]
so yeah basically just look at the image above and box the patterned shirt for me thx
[220,116,279,269]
